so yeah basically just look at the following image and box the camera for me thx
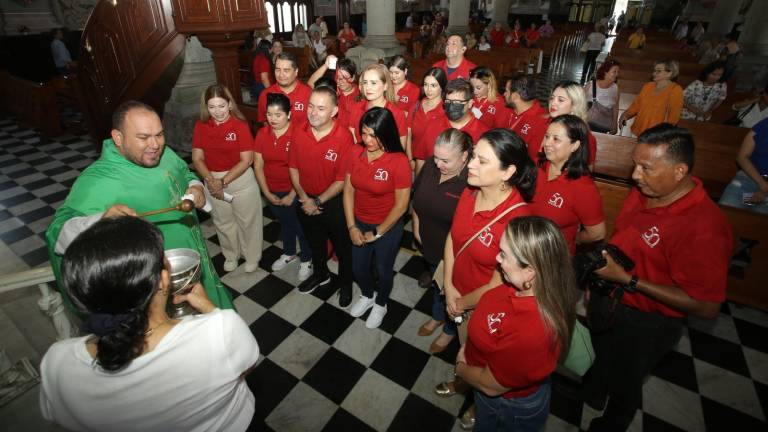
[573,242,635,291]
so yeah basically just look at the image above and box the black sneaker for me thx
[298,272,331,294]
[338,284,353,308]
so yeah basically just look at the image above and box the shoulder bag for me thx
[587,80,615,132]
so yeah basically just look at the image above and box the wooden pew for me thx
[0,69,62,139]
[594,178,632,236]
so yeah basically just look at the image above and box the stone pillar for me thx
[447,0,471,35]
[706,0,741,37]
[734,0,768,91]
[491,0,511,27]
[162,36,217,155]
[362,0,405,57]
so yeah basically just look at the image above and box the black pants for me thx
[582,50,601,82]
[296,194,353,287]
[584,299,683,431]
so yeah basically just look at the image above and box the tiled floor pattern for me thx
[1,98,768,432]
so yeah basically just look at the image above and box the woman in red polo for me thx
[435,128,537,429]
[344,107,411,329]
[455,216,577,431]
[529,115,605,254]
[192,85,262,273]
[348,63,408,148]
[387,55,421,115]
[408,67,448,174]
[253,92,313,281]
[308,56,363,129]
[469,66,509,128]
[547,81,598,167]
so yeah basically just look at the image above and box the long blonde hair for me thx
[552,81,588,123]
[504,216,577,356]
[199,85,246,122]
[360,63,397,104]
[469,66,500,103]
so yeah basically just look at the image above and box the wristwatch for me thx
[313,197,322,207]
[625,275,639,293]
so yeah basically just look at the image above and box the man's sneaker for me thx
[297,271,330,294]
[271,254,297,271]
[223,260,238,272]
[244,262,259,273]
[338,284,352,309]
[298,261,313,281]
[349,295,375,317]
[366,304,387,329]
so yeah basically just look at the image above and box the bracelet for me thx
[348,225,359,231]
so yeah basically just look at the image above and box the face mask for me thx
[444,103,466,121]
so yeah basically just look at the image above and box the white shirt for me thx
[313,39,327,56]
[585,81,619,109]
[741,103,768,129]
[586,32,606,51]
[477,42,491,52]
[40,309,259,432]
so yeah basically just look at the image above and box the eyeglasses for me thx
[444,99,471,106]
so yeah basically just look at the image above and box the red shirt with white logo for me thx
[346,149,412,224]
[413,116,490,160]
[408,101,447,156]
[473,97,511,128]
[253,123,295,193]
[192,117,253,172]
[257,82,313,127]
[610,178,732,318]
[528,165,604,254]
[465,285,560,398]
[396,81,421,115]
[348,101,407,142]
[450,188,530,295]
[433,58,477,80]
[494,102,549,158]
[288,121,355,196]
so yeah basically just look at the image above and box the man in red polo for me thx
[412,78,489,174]
[289,86,355,306]
[433,34,477,81]
[258,52,312,128]
[496,75,549,158]
[584,124,732,432]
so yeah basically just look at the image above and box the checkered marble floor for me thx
[1,114,768,432]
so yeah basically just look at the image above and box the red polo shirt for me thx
[288,121,355,196]
[253,123,294,193]
[337,88,364,129]
[252,54,273,86]
[348,101,407,141]
[611,178,732,318]
[257,81,313,127]
[450,188,530,295]
[494,102,549,157]
[465,285,560,398]
[489,29,506,47]
[528,165,604,254]
[473,97,511,128]
[524,117,598,166]
[413,115,490,160]
[192,117,253,172]
[347,149,412,224]
[396,81,421,115]
[433,57,477,80]
[408,101,447,157]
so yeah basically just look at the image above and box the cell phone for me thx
[328,57,337,69]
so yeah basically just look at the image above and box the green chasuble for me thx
[45,139,234,312]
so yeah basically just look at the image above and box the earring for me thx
[523,280,533,290]
[500,182,508,191]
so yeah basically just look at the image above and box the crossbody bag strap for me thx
[454,202,527,260]
[592,79,598,103]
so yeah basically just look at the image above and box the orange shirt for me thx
[625,82,683,136]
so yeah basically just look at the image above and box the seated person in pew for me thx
[626,27,645,50]
[681,61,727,122]
[719,117,768,213]
[619,60,683,137]
[729,83,768,128]
[582,124,732,432]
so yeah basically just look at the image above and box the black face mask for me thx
[444,103,466,121]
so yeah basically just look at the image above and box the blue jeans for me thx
[474,379,551,432]
[718,170,768,214]
[427,262,457,336]
[267,192,311,261]
[351,219,404,306]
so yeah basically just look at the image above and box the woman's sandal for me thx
[417,320,444,337]
[459,405,476,430]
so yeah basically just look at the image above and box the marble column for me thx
[447,0,471,35]
[162,36,217,155]
[734,0,768,91]
[491,0,511,27]
[705,0,742,37]
[362,0,404,56]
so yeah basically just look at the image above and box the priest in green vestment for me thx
[45,101,234,312]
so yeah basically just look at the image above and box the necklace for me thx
[145,319,172,336]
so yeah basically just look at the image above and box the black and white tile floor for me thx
[1,114,767,431]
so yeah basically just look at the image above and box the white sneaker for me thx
[223,260,238,272]
[366,304,387,329]
[298,261,313,281]
[271,254,297,271]
[349,295,375,318]
[244,262,259,273]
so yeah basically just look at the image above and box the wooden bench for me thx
[0,69,62,139]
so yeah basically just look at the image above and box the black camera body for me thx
[573,243,635,291]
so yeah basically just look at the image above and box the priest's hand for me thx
[103,204,137,219]
[186,185,206,208]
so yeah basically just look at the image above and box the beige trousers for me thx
[206,169,263,266]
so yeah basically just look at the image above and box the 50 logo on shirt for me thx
[547,192,564,209]
[477,227,493,247]
[642,226,661,248]
[294,102,305,111]
[325,149,338,161]
[225,132,237,141]
[373,169,389,181]
[486,312,506,334]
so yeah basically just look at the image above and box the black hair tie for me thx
[83,313,133,336]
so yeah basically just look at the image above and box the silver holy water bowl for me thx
[165,248,201,318]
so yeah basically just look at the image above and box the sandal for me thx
[418,319,443,336]
[459,405,476,430]
[434,381,458,397]
[428,333,454,354]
